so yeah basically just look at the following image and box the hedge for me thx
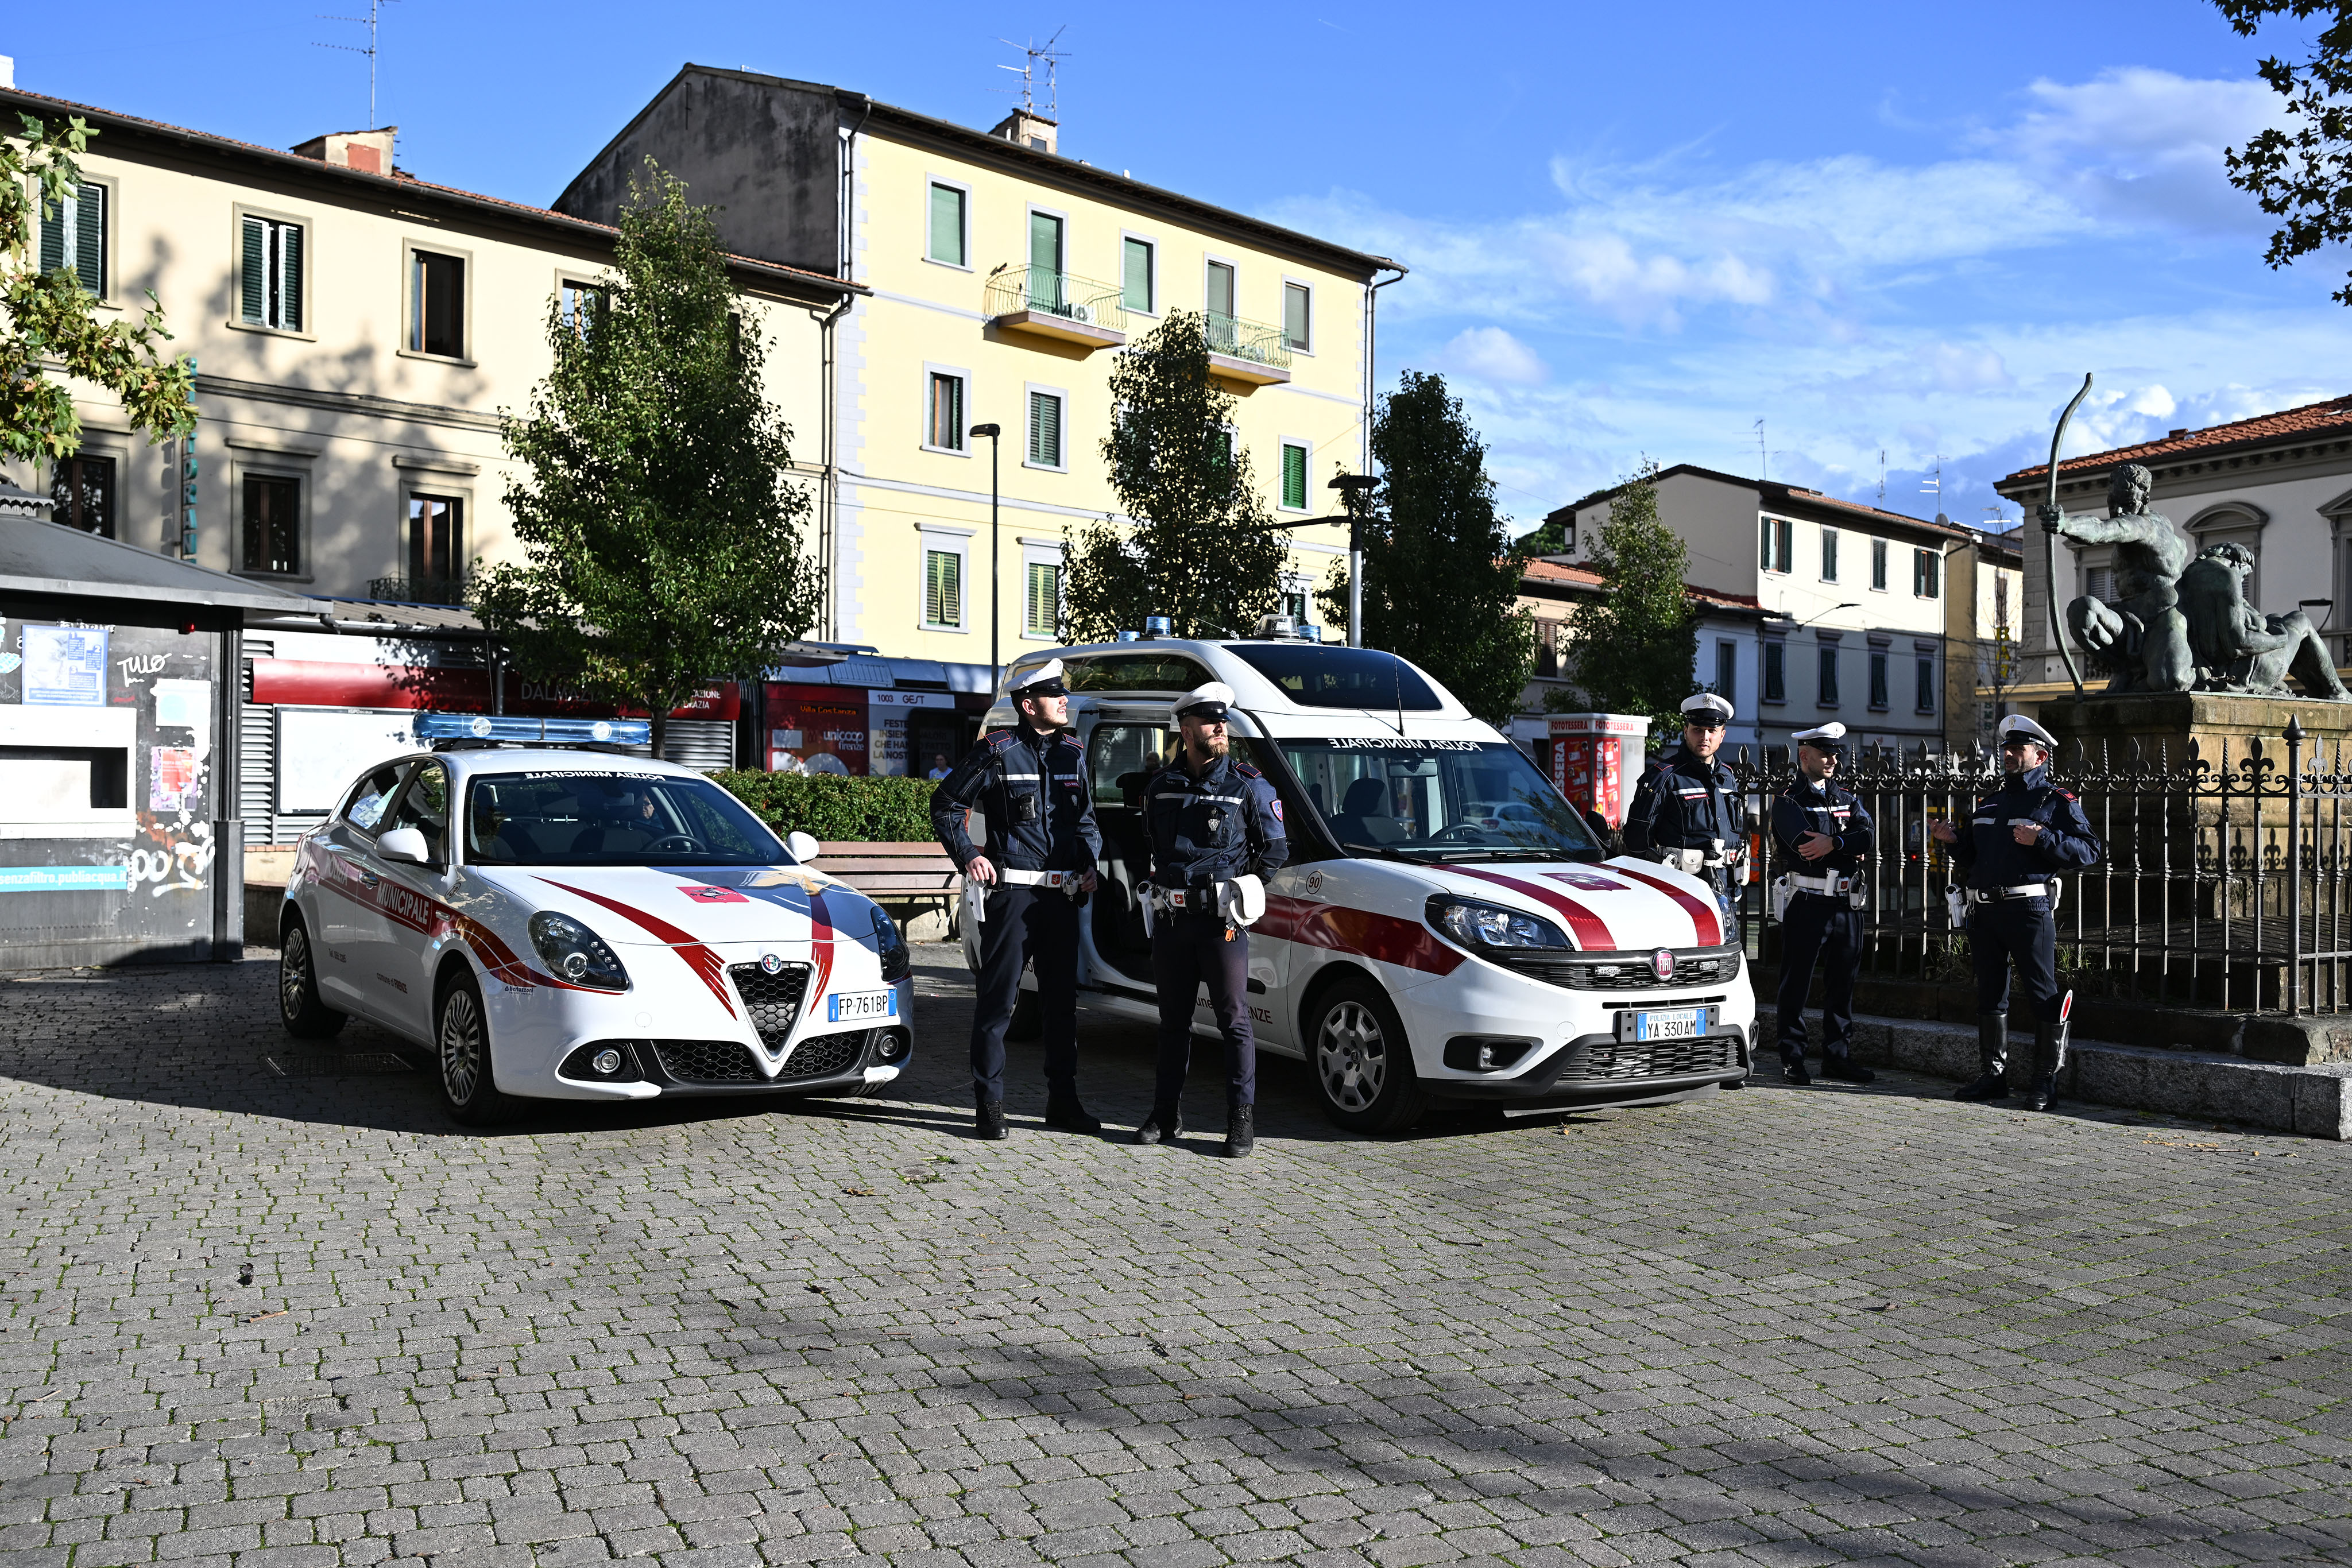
[712,771,940,844]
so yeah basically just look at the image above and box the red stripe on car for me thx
[1445,867,1615,950]
[1603,864,1724,947]
[1259,895,1463,975]
[807,886,837,1000]
[539,879,738,1016]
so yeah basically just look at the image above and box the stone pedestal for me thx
[2034,690,2352,772]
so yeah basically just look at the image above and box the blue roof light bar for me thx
[415,713,653,747]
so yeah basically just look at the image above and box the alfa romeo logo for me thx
[760,953,785,975]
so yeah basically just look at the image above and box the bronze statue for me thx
[2179,541,2351,700]
[2057,463,2195,695]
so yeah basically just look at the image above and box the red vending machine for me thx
[1547,714,1651,828]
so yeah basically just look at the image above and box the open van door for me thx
[1077,706,1172,993]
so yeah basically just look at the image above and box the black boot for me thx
[1822,1056,1875,1084]
[974,1099,1009,1140]
[1132,1103,1182,1145]
[1782,1055,1811,1086]
[1954,1015,2010,1101]
[1224,1104,1255,1159]
[1043,1089,1101,1134]
[2024,1020,2065,1112]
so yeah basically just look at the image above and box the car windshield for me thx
[463,770,787,866]
[1274,738,1603,862]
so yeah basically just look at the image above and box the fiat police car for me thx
[277,714,913,1124]
[971,628,1755,1132]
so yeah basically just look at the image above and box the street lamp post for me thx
[1329,473,1379,648]
[970,423,1003,688]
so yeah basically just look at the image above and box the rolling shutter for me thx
[662,719,735,773]
[928,183,964,266]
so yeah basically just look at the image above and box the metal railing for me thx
[1204,310,1292,371]
[1719,718,2352,1016]
[368,575,470,606]
[982,266,1128,332]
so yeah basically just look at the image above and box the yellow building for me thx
[558,68,1403,681]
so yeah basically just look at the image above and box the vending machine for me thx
[1547,713,1651,828]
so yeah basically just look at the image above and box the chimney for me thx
[988,110,1057,154]
[0,57,15,90]
[291,126,397,175]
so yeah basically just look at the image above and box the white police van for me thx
[969,631,1755,1131]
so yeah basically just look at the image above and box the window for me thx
[1763,642,1785,703]
[558,280,605,339]
[1759,516,1792,574]
[49,454,115,537]
[1535,619,1562,678]
[1028,210,1063,307]
[1205,260,1235,319]
[1027,389,1063,469]
[341,761,411,834]
[1913,547,1941,598]
[1871,537,1888,591]
[408,494,463,591]
[239,215,303,331]
[1817,646,1839,706]
[923,548,964,628]
[38,181,105,295]
[1869,650,1889,710]
[1280,441,1309,510]
[1282,587,1310,624]
[1283,281,1311,352]
[927,182,967,266]
[1122,236,1154,312]
[2084,564,2113,601]
[409,249,465,358]
[1714,640,1737,700]
[1024,560,1061,637]
[927,371,966,451]
[242,475,300,575]
[1821,527,1839,582]
[1995,574,2009,626]
[384,760,451,866]
[1916,655,1936,713]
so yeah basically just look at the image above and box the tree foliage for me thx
[3,113,196,463]
[2217,0,2352,303]
[1314,370,1534,725]
[1546,463,1697,734]
[1062,309,1285,642]
[472,163,820,755]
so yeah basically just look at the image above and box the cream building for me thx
[555,67,1404,675]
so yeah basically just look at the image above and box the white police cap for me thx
[1793,721,1847,749]
[1681,691,1735,723]
[1004,658,1067,698]
[1998,713,2057,748]
[1173,681,1236,722]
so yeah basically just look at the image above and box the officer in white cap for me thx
[930,659,1103,1140]
[1134,682,1287,1156]
[1769,723,1874,1086]
[1929,713,2100,1111]
[1624,690,1748,936]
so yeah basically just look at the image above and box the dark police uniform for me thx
[930,663,1102,1136]
[1624,694,1747,936]
[1770,724,1873,1084]
[1135,684,1287,1156]
[1949,715,2100,1110]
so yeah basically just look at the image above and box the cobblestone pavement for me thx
[0,942,2347,1568]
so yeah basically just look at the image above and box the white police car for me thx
[276,714,913,1124]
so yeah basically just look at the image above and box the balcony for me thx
[1204,311,1292,385]
[984,266,1128,350]
[369,574,470,607]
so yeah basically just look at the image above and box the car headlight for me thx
[1426,896,1569,951]
[874,907,911,983]
[529,912,631,990]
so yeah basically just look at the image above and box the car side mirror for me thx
[786,830,821,864]
[377,827,431,865]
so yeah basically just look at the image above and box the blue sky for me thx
[8,1,2345,531]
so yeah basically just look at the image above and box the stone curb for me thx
[1758,1012,2352,1139]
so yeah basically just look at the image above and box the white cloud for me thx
[1441,326,1548,385]
[1988,68,2280,234]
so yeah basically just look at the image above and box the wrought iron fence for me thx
[1720,717,2352,1016]
[982,266,1128,333]
[1204,310,1292,371]
[367,575,469,606]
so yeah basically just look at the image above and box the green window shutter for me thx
[1282,444,1307,510]
[38,195,65,276]
[929,184,964,266]
[1025,564,1043,634]
[1284,282,1309,350]
[1029,392,1060,466]
[280,223,303,331]
[1028,211,1062,278]
[241,217,266,323]
[926,551,962,626]
[74,185,103,294]
[1026,562,1061,636]
[1122,237,1151,312]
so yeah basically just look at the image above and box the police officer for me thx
[1624,691,1748,935]
[1770,722,1874,1086]
[1134,683,1287,1157]
[1928,714,2101,1112]
[930,660,1104,1140]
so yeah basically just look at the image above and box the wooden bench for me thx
[810,841,962,937]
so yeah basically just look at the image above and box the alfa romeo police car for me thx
[277,714,913,1124]
[971,628,1755,1132]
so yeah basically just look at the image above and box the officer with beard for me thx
[1770,722,1874,1086]
[1624,691,1748,938]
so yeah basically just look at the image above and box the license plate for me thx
[827,989,898,1023]
[1630,1008,1704,1042]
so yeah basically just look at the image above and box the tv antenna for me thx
[1878,448,1886,503]
[1921,455,1942,500]
[995,26,1068,119]
[1753,418,1766,482]
[315,0,399,128]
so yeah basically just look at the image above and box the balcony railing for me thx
[983,266,1128,337]
[369,574,470,606]
[1204,311,1292,372]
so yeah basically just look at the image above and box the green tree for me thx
[1546,463,1697,734]
[2216,0,2352,302]
[473,163,820,756]
[1062,309,1285,641]
[3,113,195,463]
[1314,370,1534,725]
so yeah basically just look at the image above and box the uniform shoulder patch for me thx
[2057,790,2078,802]
[1232,762,1263,779]
[1269,798,1284,822]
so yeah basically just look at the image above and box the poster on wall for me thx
[763,684,868,775]
[866,689,958,777]
[21,625,109,707]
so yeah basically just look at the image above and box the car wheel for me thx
[1308,978,1425,1134]
[278,918,347,1040]
[436,971,514,1126]
[1004,984,1043,1042]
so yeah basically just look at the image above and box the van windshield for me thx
[1275,739,1603,862]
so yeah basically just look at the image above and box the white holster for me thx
[1661,848,1705,874]
[1944,884,1968,928]
[1767,874,1793,924]
[1217,874,1266,928]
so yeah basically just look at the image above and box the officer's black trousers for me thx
[1150,909,1255,1109]
[969,885,1080,1105]
[1774,892,1861,1062]
[1969,896,2063,1023]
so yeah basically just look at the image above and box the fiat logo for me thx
[1651,948,1677,981]
[759,953,784,975]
